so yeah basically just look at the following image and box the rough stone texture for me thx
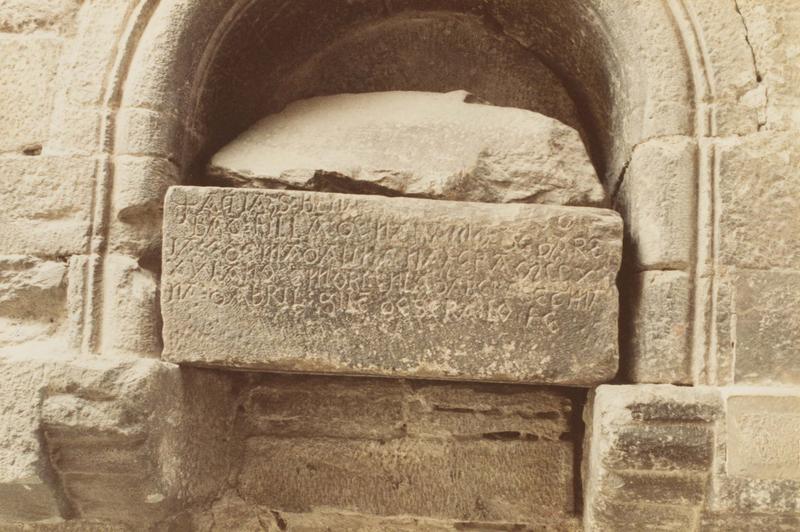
[0,35,61,154]
[726,395,800,480]
[733,270,800,385]
[209,91,606,207]
[0,256,66,348]
[162,186,622,384]
[623,271,691,384]
[584,385,800,531]
[0,0,81,34]
[615,137,695,270]
[0,360,584,529]
[0,354,241,528]
[0,156,94,257]
[235,375,582,528]
[718,132,800,271]
[736,0,800,131]
[715,131,800,385]
[1,0,800,529]
[179,491,582,532]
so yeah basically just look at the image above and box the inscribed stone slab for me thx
[161,186,622,384]
[727,395,800,480]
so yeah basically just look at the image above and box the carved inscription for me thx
[727,396,800,480]
[161,187,622,384]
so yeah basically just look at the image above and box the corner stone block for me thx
[583,385,722,531]
[161,186,623,385]
[0,353,241,527]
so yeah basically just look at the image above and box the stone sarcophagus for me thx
[161,186,622,384]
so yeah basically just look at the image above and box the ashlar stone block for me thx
[727,395,800,480]
[162,186,622,384]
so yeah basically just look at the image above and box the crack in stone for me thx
[733,0,762,83]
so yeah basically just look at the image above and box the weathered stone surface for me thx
[604,424,714,472]
[727,395,800,480]
[405,382,575,439]
[208,91,605,207]
[182,491,581,532]
[0,0,81,34]
[583,385,722,531]
[239,437,573,522]
[604,470,706,506]
[0,156,94,256]
[0,354,62,523]
[0,355,241,527]
[733,269,800,385]
[162,186,622,384]
[240,374,406,440]
[0,36,61,154]
[736,0,800,131]
[624,270,691,384]
[225,375,581,528]
[718,132,800,270]
[0,256,66,348]
[615,136,695,269]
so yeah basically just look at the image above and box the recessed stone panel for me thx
[161,186,622,384]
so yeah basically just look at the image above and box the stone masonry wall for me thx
[0,1,799,530]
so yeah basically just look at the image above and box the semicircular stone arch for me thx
[57,0,760,386]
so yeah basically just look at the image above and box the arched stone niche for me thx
[68,0,759,385]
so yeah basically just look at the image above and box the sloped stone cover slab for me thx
[161,186,622,384]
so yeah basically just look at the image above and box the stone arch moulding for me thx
[61,0,758,386]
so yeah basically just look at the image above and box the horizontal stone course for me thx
[605,423,714,472]
[239,436,573,522]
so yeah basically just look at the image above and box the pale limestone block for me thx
[718,131,800,270]
[112,154,179,223]
[46,104,103,157]
[615,137,695,269]
[626,271,691,384]
[691,0,761,135]
[736,0,800,130]
[56,1,131,108]
[0,353,242,526]
[102,254,161,357]
[0,156,94,256]
[162,186,622,385]
[209,91,606,207]
[0,354,61,523]
[710,389,800,516]
[114,107,183,160]
[733,269,800,385]
[727,395,800,480]
[0,35,61,153]
[0,0,81,34]
[0,255,66,348]
[65,254,88,350]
